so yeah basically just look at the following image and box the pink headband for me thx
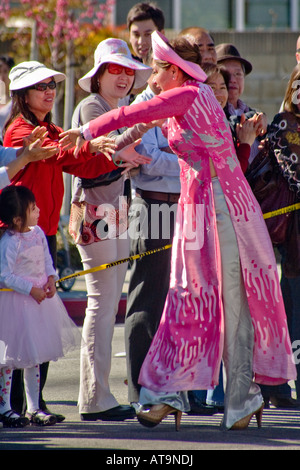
[151,30,207,83]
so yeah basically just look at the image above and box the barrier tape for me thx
[262,202,300,220]
[1,201,300,292]
[58,243,172,282]
[0,244,173,290]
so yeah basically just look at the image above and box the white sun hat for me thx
[78,38,152,92]
[9,61,66,91]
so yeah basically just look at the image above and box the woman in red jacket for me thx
[3,60,150,425]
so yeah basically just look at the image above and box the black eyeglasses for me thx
[29,80,57,91]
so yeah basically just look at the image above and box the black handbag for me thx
[79,168,123,188]
[245,142,297,245]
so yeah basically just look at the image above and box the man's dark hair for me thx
[127,2,165,31]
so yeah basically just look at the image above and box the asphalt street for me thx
[1,324,300,455]
[1,273,300,456]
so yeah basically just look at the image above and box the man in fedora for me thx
[216,43,267,165]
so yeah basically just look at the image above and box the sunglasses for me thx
[29,80,57,91]
[107,63,135,76]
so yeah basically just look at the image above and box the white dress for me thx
[0,225,81,369]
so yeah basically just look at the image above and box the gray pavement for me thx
[1,324,300,452]
[2,271,300,453]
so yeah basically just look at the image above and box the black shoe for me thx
[0,410,29,428]
[186,403,218,416]
[269,396,300,409]
[41,406,65,423]
[187,391,218,415]
[26,409,57,426]
[80,405,136,421]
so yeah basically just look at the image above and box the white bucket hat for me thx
[78,38,152,92]
[9,61,66,91]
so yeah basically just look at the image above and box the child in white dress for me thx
[0,185,81,427]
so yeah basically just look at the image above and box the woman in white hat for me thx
[3,59,150,426]
[70,38,152,423]
[61,32,296,431]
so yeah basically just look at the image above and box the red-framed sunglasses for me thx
[107,63,135,76]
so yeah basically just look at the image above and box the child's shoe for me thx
[26,409,57,426]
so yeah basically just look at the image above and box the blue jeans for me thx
[191,364,224,406]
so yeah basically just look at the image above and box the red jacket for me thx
[3,117,117,235]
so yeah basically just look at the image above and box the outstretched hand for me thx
[17,126,59,162]
[59,128,83,158]
[89,136,117,160]
[23,126,48,147]
[114,139,152,173]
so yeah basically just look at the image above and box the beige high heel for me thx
[230,404,264,430]
[137,404,182,431]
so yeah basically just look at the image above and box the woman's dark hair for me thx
[155,37,202,80]
[202,63,230,89]
[90,63,107,93]
[4,87,52,133]
[0,185,35,232]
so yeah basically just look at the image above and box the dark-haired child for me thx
[0,185,80,427]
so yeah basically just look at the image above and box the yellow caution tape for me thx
[262,202,300,220]
[58,243,172,282]
[1,201,300,292]
[0,244,172,291]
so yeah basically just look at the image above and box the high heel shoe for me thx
[137,404,182,431]
[230,404,264,430]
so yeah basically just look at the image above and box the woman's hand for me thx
[114,139,152,173]
[19,140,59,164]
[59,128,83,158]
[89,136,117,160]
[252,112,268,136]
[236,114,261,147]
[15,125,58,163]
[22,126,48,147]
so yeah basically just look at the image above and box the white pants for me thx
[77,235,129,413]
[140,178,263,428]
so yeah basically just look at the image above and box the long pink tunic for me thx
[84,81,296,391]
